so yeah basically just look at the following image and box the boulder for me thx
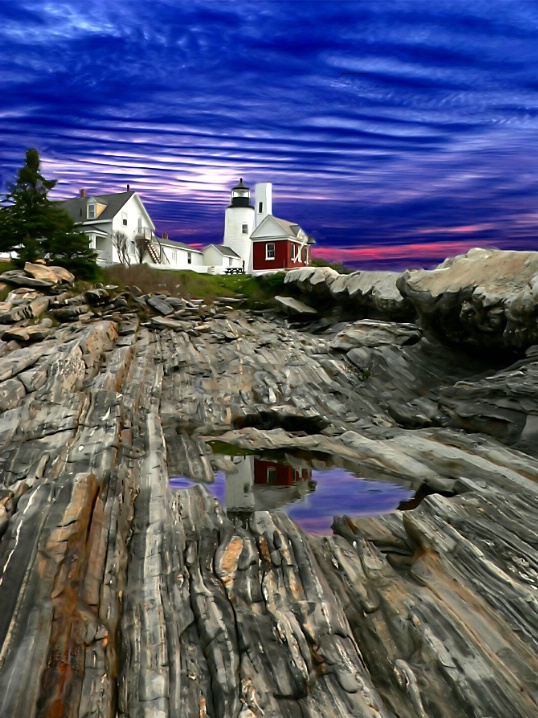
[85,288,111,305]
[330,270,413,319]
[397,248,538,349]
[51,304,90,321]
[1,324,53,344]
[285,267,414,320]
[274,296,318,318]
[0,271,53,289]
[146,295,174,316]
[24,263,75,284]
[284,266,339,297]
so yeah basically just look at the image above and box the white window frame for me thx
[187,252,192,264]
[87,203,96,219]
[122,211,128,226]
[242,224,248,234]
[266,243,275,260]
[228,257,233,266]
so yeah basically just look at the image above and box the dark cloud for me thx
[1,0,537,268]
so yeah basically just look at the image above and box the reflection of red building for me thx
[254,460,311,486]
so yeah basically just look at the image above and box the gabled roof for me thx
[251,215,307,240]
[204,244,241,258]
[271,217,302,236]
[58,191,135,223]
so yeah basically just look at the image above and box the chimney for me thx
[126,184,130,191]
[162,232,168,239]
[80,188,86,198]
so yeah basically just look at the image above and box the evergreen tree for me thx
[0,148,98,277]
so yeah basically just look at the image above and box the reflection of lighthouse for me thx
[225,457,314,517]
[225,456,256,514]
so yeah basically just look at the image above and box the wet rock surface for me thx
[0,258,538,717]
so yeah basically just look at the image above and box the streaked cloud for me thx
[1,0,537,269]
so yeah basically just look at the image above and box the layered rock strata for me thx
[0,265,537,717]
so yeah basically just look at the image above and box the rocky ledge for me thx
[0,255,537,717]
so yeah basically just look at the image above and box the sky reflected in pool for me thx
[169,456,414,534]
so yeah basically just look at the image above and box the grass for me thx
[103,264,287,307]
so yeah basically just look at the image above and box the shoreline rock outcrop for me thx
[0,257,538,717]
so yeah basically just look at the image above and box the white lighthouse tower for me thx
[223,178,256,272]
[255,182,272,226]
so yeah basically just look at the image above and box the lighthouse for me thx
[222,178,256,272]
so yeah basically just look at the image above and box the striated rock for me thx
[437,349,538,453]
[286,267,414,320]
[330,319,421,350]
[398,247,538,349]
[0,264,538,717]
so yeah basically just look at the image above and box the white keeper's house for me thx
[59,179,314,275]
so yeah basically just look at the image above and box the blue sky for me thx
[1,0,537,268]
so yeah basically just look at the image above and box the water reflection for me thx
[169,455,414,534]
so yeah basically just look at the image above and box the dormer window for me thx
[87,203,96,219]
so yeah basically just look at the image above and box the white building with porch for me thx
[59,180,313,275]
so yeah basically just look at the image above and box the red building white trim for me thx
[250,215,313,272]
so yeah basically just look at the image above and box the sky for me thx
[1,0,537,270]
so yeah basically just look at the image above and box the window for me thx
[266,467,277,484]
[258,202,263,213]
[291,244,296,260]
[242,224,248,234]
[87,204,96,219]
[187,252,192,264]
[228,257,233,266]
[137,217,143,231]
[266,243,275,260]
[122,212,128,226]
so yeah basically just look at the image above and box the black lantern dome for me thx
[229,178,253,208]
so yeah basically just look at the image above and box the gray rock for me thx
[0,271,54,289]
[330,319,421,350]
[85,288,111,305]
[23,262,75,284]
[147,295,174,315]
[274,295,318,317]
[398,247,538,349]
[51,304,91,321]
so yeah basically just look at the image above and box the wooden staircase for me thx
[136,229,167,264]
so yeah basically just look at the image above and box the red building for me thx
[251,215,314,272]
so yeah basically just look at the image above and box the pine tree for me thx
[0,148,98,277]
